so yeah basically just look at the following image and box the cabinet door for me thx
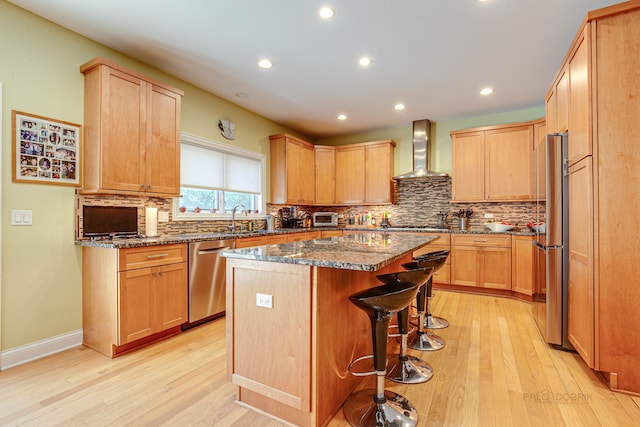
[101,67,146,192]
[451,246,480,287]
[556,70,569,132]
[533,121,547,200]
[119,267,155,344]
[146,84,181,195]
[156,262,188,330]
[299,143,315,204]
[512,236,534,296]
[480,247,512,290]
[451,131,484,201]
[485,125,533,200]
[335,146,365,204]
[285,140,302,203]
[365,143,393,203]
[568,157,594,367]
[568,25,591,166]
[545,88,557,134]
[315,146,336,204]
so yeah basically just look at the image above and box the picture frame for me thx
[12,110,82,187]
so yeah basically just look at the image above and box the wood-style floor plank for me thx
[1,291,639,426]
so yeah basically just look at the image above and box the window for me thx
[173,133,266,220]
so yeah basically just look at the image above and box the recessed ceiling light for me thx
[394,103,406,110]
[359,57,373,67]
[480,87,495,95]
[337,114,347,121]
[234,92,249,98]
[319,6,335,19]
[258,59,273,69]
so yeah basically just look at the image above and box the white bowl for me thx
[531,223,546,233]
[484,222,514,232]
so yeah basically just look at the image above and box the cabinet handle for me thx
[146,184,152,190]
[152,272,157,277]
[473,239,488,242]
[158,272,163,277]
[146,253,169,259]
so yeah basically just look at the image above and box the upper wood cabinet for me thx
[567,26,591,166]
[365,141,395,204]
[335,145,366,204]
[269,134,315,205]
[80,58,183,196]
[314,146,336,205]
[532,119,547,200]
[451,120,541,202]
[335,140,395,205]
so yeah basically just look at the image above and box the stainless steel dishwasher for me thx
[186,239,235,328]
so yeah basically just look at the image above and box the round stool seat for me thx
[413,249,450,263]
[349,280,421,316]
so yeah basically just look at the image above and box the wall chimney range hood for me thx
[393,119,448,179]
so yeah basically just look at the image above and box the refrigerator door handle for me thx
[532,240,546,251]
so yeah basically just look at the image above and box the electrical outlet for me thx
[158,211,169,222]
[484,213,494,219]
[256,293,273,308]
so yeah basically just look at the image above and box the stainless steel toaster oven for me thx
[312,212,338,227]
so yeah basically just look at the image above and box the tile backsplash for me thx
[76,177,542,239]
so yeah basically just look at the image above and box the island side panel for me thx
[314,255,411,426]
[226,258,314,426]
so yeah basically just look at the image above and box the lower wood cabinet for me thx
[82,243,188,358]
[451,234,511,290]
[511,235,534,296]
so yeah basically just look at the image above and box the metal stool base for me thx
[425,315,449,329]
[385,355,434,384]
[408,331,445,351]
[343,389,418,427]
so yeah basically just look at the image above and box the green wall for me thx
[316,106,546,175]
[0,0,300,351]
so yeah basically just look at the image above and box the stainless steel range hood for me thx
[393,119,448,179]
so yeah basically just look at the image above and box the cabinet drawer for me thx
[119,244,187,271]
[452,234,511,247]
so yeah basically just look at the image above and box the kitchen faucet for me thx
[229,204,247,233]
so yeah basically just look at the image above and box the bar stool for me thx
[411,250,451,329]
[376,267,435,384]
[400,255,449,352]
[343,270,429,427]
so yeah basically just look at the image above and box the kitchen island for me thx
[220,232,436,427]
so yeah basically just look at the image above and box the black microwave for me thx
[83,205,138,237]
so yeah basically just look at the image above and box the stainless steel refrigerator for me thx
[532,132,573,350]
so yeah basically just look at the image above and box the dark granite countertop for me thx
[220,232,437,272]
[74,225,533,249]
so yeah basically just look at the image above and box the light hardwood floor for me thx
[1,291,638,426]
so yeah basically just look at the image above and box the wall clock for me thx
[218,119,235,140]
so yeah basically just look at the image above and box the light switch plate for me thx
[158,211,169,222]
[484,213,494,219]
[11,210,33,226]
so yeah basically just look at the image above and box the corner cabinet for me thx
[269,134,315,205]
[82,244,188,357]
[80,58,183,196]
[544,2,640,394]
[451,120,542,202]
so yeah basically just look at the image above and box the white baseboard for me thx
[0,329,83,370]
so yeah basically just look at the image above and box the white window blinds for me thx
[180,140,262,194]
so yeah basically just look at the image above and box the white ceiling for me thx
[9,0,617,139]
